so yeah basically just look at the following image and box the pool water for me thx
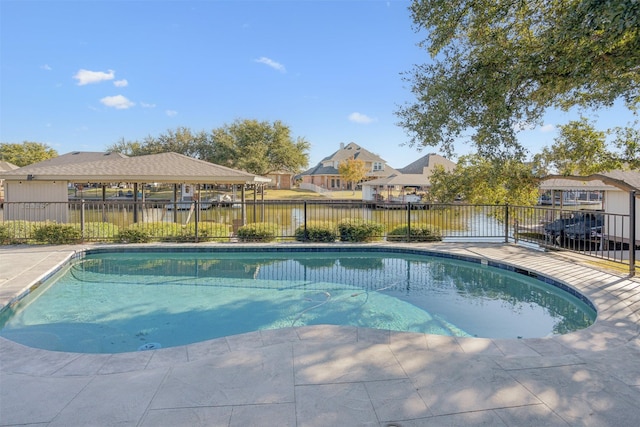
[0,249,596,353]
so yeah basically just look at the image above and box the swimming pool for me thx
[0,247,596,353]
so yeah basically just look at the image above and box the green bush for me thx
[337,218,384,242]
[33,223,83,244]
[0,225,10,244]
[295,221,337,242]
[0,220,38,243]
[116,228,152,243]
[387,225,443,242]
[77,222,120,241]
[236,222,279,242]
[190,222,231,242]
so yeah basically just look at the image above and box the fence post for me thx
[407,203,411,241]
[80,199,86,242]
[504,203,509,243]
[304,201,308,241]
[630,191,636,276]
[194,200,199,243]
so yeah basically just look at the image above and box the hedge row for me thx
[0,219,442,245]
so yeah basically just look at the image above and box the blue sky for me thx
[1,0,636,169]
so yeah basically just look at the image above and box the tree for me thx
[610,122,640,170]
[105,138,145,157]
[206,119,309,176]
[536,118,619,175]
[338,156,368,193]
[428,155,539,205]
[0,142,57,166]
[106,127,208,157]
[397,0,640,159]
[105,120,310,177]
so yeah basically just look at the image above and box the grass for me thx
[71,187,363,201]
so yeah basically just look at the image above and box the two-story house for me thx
[298,142,399,191]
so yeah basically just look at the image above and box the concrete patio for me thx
[1,243,639,426]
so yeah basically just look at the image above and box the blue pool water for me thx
[0,248,596,353]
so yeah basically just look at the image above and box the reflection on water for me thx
[0,250,596,353]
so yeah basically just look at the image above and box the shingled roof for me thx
[540,170,640,194]
[299,142,399,177]
[0,152,271,185]
[397,153,456,174]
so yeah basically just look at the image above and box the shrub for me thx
[337,218,384,242]
[116,228,152,243]
[33,223,83,244]
[387,225,442,242]
[295,221,337,242]
[77,222,120,241]
[0,225,10,245]
[236,222,279,242]
[190,222,231,242]
[0,220,38,243]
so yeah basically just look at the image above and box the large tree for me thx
[106,127,208,157]
[397,0,640,159]
[428,155,539,205]
[0,142,57,166]
[533,118,640,175]
[106,120,310,176]
[535,118,618,175]
[206,119,309,176]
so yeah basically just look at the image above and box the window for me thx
[373,162,384,172]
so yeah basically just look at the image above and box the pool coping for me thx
[1,242,640,426]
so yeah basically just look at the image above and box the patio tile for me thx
[185,336,230,361]
[510,364,640,426]
[140,406,232,427]
[295,382,379,427]
[363,378,432,422]
[229,403,296,427]
[493,404,572,426]
[294,341,406,385]
[145,345,189,369]
[390,411,508,426]
[410,354,541,416]
[150,344,294,408]
[48,369,167,427]
[0,372,91,425]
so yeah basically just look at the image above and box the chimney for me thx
[340,142,345,149]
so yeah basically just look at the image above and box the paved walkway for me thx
[1,243,639,426]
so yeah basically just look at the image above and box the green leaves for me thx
[399,0,639,159]
[0,142,58,167]
[106,120,310,176]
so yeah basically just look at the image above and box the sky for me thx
[1,0,637,170]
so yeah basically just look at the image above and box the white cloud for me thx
[100,95,134,109]
[74,69,115,85]
[540,124,556,133]
[166,110,178,117]
[255,57,286,73]
[113,79,128,87]
[41,64,52,71]
[348,112,375,124]
[140,102,156,108]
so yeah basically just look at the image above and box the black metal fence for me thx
[1,199,637,274]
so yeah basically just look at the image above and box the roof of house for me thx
[0,161,20,172]
[299,142,400,177]
[362,174,433,187]
[540,170,640,194]
[397,153,456,174]
[0,151,271,184]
